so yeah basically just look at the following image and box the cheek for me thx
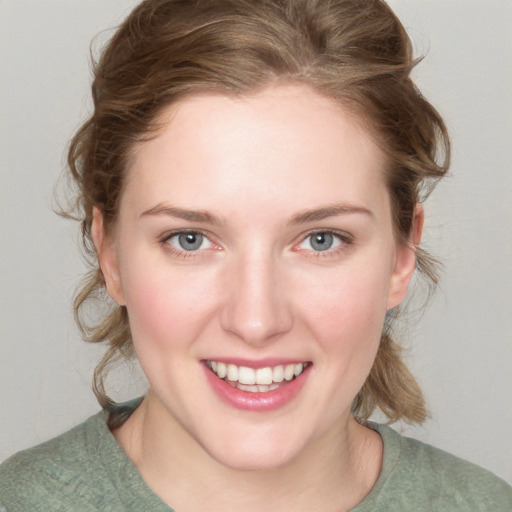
[298,264,390,356]
[120,258,218,355]
[291,264,391,420]
[308,264,389,319]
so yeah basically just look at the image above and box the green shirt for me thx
[1,400,511,511]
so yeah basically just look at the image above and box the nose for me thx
[220,250,293,346]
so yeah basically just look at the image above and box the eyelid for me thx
[294,229,354,255]
[160,229,220,256]
[161,228,215,242]
[159,228,353,259]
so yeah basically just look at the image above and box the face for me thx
[94,85,418,470]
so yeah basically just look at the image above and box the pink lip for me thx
[202,363,311,412]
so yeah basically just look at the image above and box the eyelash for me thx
[160,230,218,259]
[160,229,354,259]
[296,230,354,259]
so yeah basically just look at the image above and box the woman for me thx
[1,0,511,510]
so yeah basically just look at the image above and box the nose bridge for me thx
[220,244,293,344]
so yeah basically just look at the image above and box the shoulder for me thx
[371,423,512,511]
[0,411,111,511]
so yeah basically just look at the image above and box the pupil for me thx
[178,233,202,251]
[311,232,333,251]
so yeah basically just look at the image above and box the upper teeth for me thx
[207,361,306,385]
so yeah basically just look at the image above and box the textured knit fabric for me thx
[1,400,511,511]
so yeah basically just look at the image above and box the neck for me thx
[113,395,382,512]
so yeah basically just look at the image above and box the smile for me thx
[205,360,310,393]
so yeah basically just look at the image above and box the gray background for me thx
[1,0,511,484]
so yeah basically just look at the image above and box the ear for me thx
[91,206,126,305]
[386,204,424,309]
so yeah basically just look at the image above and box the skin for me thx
[93,84,422,512]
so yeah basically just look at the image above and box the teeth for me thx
[217,362,227,379]
[207,360,308,388]
[256,367,273,385]
[227,364,238,381]
[284,364,295,381]
[238,384,259,392]
[273,365,284,382]
[235,383,282,393]
[238,366,256,385]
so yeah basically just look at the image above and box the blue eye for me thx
[299,231,344,252]
[310,232,334,251]
[167,232,212,252]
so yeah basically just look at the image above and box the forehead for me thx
[122,85,388,219]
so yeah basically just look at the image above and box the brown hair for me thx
[65,0,449,423]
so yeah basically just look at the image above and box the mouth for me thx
[204,360,311,393]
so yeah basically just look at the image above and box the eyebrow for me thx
[140,204,222,225]
[288,204,374,225]
[141,202,373,226]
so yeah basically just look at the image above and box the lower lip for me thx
[203,364,311,412]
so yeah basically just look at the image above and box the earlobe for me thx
[91,206,126,305]
[386,204,424,310]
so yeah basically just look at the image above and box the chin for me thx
[209,446,299,472]
[198,424,312,472]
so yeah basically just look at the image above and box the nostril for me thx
[219,298,294,344]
